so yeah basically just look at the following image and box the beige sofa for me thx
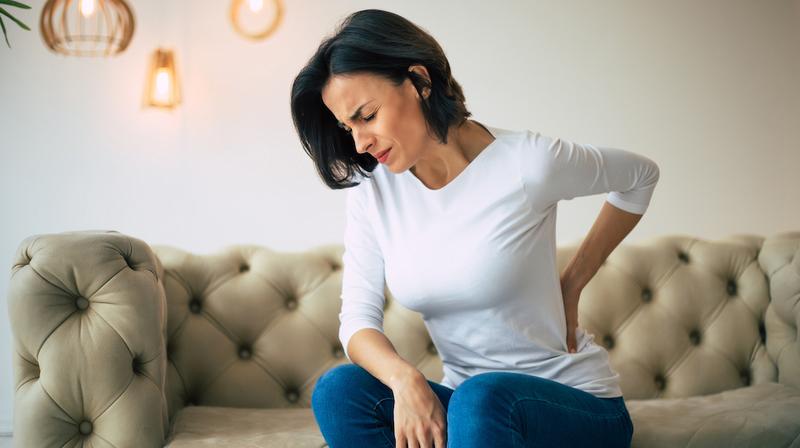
[7,229,800,447]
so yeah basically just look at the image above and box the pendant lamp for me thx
[143,48,181,109]
[229,0,283,41]
[40,0,135,57]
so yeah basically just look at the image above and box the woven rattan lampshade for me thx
[230,0,283,41]
[40,0,135,56]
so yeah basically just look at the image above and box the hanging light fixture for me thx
[229,0,284,41]
[40,0,135,57]
[143,48,181,109]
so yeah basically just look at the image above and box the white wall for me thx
[1,0,798,434]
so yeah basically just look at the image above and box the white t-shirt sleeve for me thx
[338,184,387,362]
[520,131,660,214]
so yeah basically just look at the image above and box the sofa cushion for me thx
[163,383,800,448]
[164,406,327,448]
[627,382,800,447]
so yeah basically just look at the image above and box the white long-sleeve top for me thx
[338,122,660,398]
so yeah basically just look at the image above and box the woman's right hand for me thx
[390,371,447,448]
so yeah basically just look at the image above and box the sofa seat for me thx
[627,382,800,447]
[164,406,327,448]
[163,382,800,448]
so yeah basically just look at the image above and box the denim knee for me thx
[312,364,352,403]
[311,363,365,410]
[453,372,510,397]
[447,372,509,416]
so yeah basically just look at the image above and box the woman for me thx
[291,9,659,448]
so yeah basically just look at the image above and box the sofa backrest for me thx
[150,232,799,424]
[151,243,355,426]
[554,233,780,398]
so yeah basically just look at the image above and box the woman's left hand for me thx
[560,274,582,354]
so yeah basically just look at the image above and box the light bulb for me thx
[248,0,263,12]
[154,68,172,103]
[80,0,96,17]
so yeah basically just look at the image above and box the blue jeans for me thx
[312,363,633,447]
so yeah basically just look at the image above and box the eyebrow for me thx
[338,99,374,127]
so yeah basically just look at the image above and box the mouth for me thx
[375,147,392,162]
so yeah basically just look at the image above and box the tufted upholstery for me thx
[8,230,169,447]
[7,230,800,447]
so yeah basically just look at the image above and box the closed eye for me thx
[340,112,376,134]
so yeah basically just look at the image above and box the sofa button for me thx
[333,347,344,358]
[427,343,438,355]
[75,297,89,310]
[286,390,299,402]
[677,251,690,263]
[79,420,93,435]
[602,335,615,349]
[286,299,297,310]
[641,288,653,303]
[654,374,666,391]
[189,298,202,314]
[239,263,249,273]
[689,329,701,345]
[727,279,737,296]
[740,369,751,385]
[239,346,252,359]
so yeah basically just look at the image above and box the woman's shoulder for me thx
[480,124,541,151]
[345,167,387,206]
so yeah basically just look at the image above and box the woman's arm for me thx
[561,201,644,291]
[518,130,660,352]
[520,131,661,215]
[346,328,425,388]
[339,185,424,387]
[560,201,645,353]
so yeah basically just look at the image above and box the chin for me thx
[381,160,401,174]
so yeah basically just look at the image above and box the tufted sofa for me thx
[6,229,800,447]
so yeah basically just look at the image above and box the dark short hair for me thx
[290,9,472,189]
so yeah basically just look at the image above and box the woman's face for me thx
[321,67,431,173]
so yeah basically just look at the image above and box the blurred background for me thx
[1,0,798,435]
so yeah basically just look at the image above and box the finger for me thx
[434,428,446,448]
[404,431,418,448]
[564,310,577,352]
[415,427,432,448]
[567,324,577,353]
[396,431,406,448]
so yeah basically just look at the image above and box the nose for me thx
[352,129,374,155]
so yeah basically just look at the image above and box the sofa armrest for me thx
[759,231,800,390]
[7,230,169,447]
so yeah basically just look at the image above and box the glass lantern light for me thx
[143,48,181,109]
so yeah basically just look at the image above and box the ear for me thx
[408,64,430,82]
[407,64,431,98]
